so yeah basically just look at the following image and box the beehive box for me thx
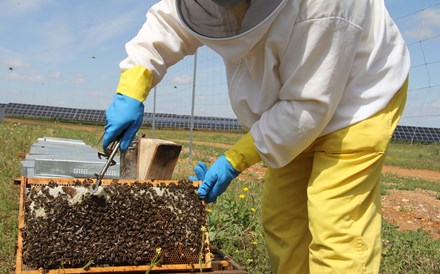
[15,177,212,273]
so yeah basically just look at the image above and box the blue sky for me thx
[0,0,439,128]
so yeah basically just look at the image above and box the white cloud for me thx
[74,74,87,85]
[39,20,77,52]
[78,9,140,52]
[404,8,440,40]
[420,9,440,26]
[0,0,53,16]
[171,75,194,85]
[24,3,145,64]
[1,59,32,69]
[6,72,45,82]
[49,71,62,79]
[431,98,440,108]
[404,28,436,40]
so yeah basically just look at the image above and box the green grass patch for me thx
[140,127,242,145]
[381,173,440,195]
[385,142,440,171]
[381,221,440,274]
[206,178,271,274]
[0,120,439,273]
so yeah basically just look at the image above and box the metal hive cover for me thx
[21,137,120,179]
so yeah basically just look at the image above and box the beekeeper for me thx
[103,0,410,273]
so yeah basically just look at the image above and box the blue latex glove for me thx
[188,162,208,181]
[103,94,144,152]
[196,155,240,203]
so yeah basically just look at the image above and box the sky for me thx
[0,0,439,128]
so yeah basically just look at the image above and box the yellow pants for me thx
[262,80,407,274]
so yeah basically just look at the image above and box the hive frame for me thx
[15,177,211,274]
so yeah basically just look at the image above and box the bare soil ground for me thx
[243,164,440,239]
[381,167,440,239]
[381,188,439,239]
[7,118,440,239]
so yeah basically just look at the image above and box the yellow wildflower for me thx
[239,194,245,199]
[251,207,256,212]
[243,187,249,192]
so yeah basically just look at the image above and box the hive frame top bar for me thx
[15,176,202,187]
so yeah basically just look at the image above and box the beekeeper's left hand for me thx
[196,155,239,203]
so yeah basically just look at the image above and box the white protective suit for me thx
[120,0,410,169]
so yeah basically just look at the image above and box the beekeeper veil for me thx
[176,0,284,39]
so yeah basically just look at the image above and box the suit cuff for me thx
[116,65,153,102]
[225,132,261,172]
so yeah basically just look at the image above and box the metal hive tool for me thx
[90,139,120,193]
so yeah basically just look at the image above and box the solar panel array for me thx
[392,125,440,143]
[143,113,242,131]
[2,103,243,131]
[5,103,106,122]
[2,103,439,142]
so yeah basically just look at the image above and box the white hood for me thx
[176,0,288,60]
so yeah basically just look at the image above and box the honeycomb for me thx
[22,180,209,269]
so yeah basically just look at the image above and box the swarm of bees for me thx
[22,180,208,269]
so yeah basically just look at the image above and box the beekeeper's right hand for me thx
[103,66,153,152]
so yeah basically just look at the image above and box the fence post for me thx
[189,50,198,156]
[0,106,5,123]
[152,86,157,138]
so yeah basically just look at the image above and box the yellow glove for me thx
[103,66,153,151]
[116,65,153,102]
[225,131,261,172]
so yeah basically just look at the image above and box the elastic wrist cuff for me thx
[116,65,153,102]
[225,132,261,172]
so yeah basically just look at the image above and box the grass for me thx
[381,173,440,194]
[205,178,271,273]
[381,222,440,274]
[0,119,439,273]
[385,142,440,171]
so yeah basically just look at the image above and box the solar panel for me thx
[392,125,440,143]
[3,102,440,142]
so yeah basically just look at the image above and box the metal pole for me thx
[189,50,198,156]
[152,86,157,138]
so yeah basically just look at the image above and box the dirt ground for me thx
[381,167,440,239]
[242,164,440,239]
[6,118,440,239]
[242,162,440,241]
[381,188,439,239]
